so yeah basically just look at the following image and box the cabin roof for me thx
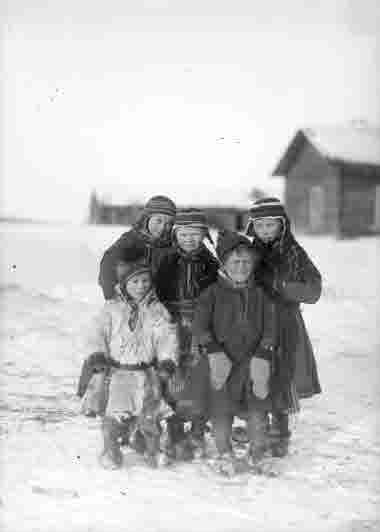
[272,123,380,176]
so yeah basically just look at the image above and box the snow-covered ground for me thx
[1,222,379,532]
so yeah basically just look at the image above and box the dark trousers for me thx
[271,411,290,438]
[212,410,268,455]
[166,413,207,445]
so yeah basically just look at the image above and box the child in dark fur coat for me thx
[98,195,176,300]
[192,231,283,475]
[245,197,322,457]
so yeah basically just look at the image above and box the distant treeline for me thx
[0,217,50,224]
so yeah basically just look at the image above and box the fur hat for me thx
[216,230,256,263]
[143,195,176,218]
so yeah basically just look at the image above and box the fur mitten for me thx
[208,352,232,390]
[77,352,110,398]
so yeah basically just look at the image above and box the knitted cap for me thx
[216,230,256,263]
[248,197,286,221]
[173,208,208,230]
[143,195,176,218]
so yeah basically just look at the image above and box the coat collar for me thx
[171,242,217,263]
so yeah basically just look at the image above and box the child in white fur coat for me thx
[84,254,179,469]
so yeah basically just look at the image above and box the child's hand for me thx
[87,352,109,372]
[208,352,232,390]
[157,359,176,381]
[272,275,281,294]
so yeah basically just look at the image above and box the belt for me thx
[118,361,155,371]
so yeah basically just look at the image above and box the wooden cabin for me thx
[272,124,380,236]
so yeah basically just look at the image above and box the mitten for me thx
[250,356,271,400]
[88,351,109,372]
[77,352,108,398]
[208,352,232,390]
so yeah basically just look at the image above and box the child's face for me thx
[176,227,204,253]
[253,218,282,243]
[224,248,256,283]
[147,213,173,239]
[125,272,152,301]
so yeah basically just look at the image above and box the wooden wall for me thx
[285,141,339,234]
[339,171,380,235]
[283,138,380,235]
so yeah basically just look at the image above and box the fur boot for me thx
[99,416,123,469]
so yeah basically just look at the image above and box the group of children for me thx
[77,195,322,474]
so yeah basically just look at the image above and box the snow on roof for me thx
[273,123,380,176]
[304,124,380,166]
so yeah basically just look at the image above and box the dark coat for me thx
[155,243,219,420]
[98,222,172,300]
[155,243,219,315]
[251,216,322,399]
[192,275,285,417]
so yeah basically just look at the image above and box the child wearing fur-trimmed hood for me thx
[82,251,179,470]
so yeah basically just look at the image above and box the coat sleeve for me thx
[98,231,136,300]
[255,288,277,359]
[154,253,172,303]
[152,304,179,364]
[191,286,223,354]
[279,246,322,304]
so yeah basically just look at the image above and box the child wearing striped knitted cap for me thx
[245,197,322,457]
[98,195,176,301]
[155,208,219,461]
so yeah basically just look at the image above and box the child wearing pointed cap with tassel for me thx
[245,197,322,457]
[154,208,219,461]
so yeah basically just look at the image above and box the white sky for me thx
[1,0,380,221]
